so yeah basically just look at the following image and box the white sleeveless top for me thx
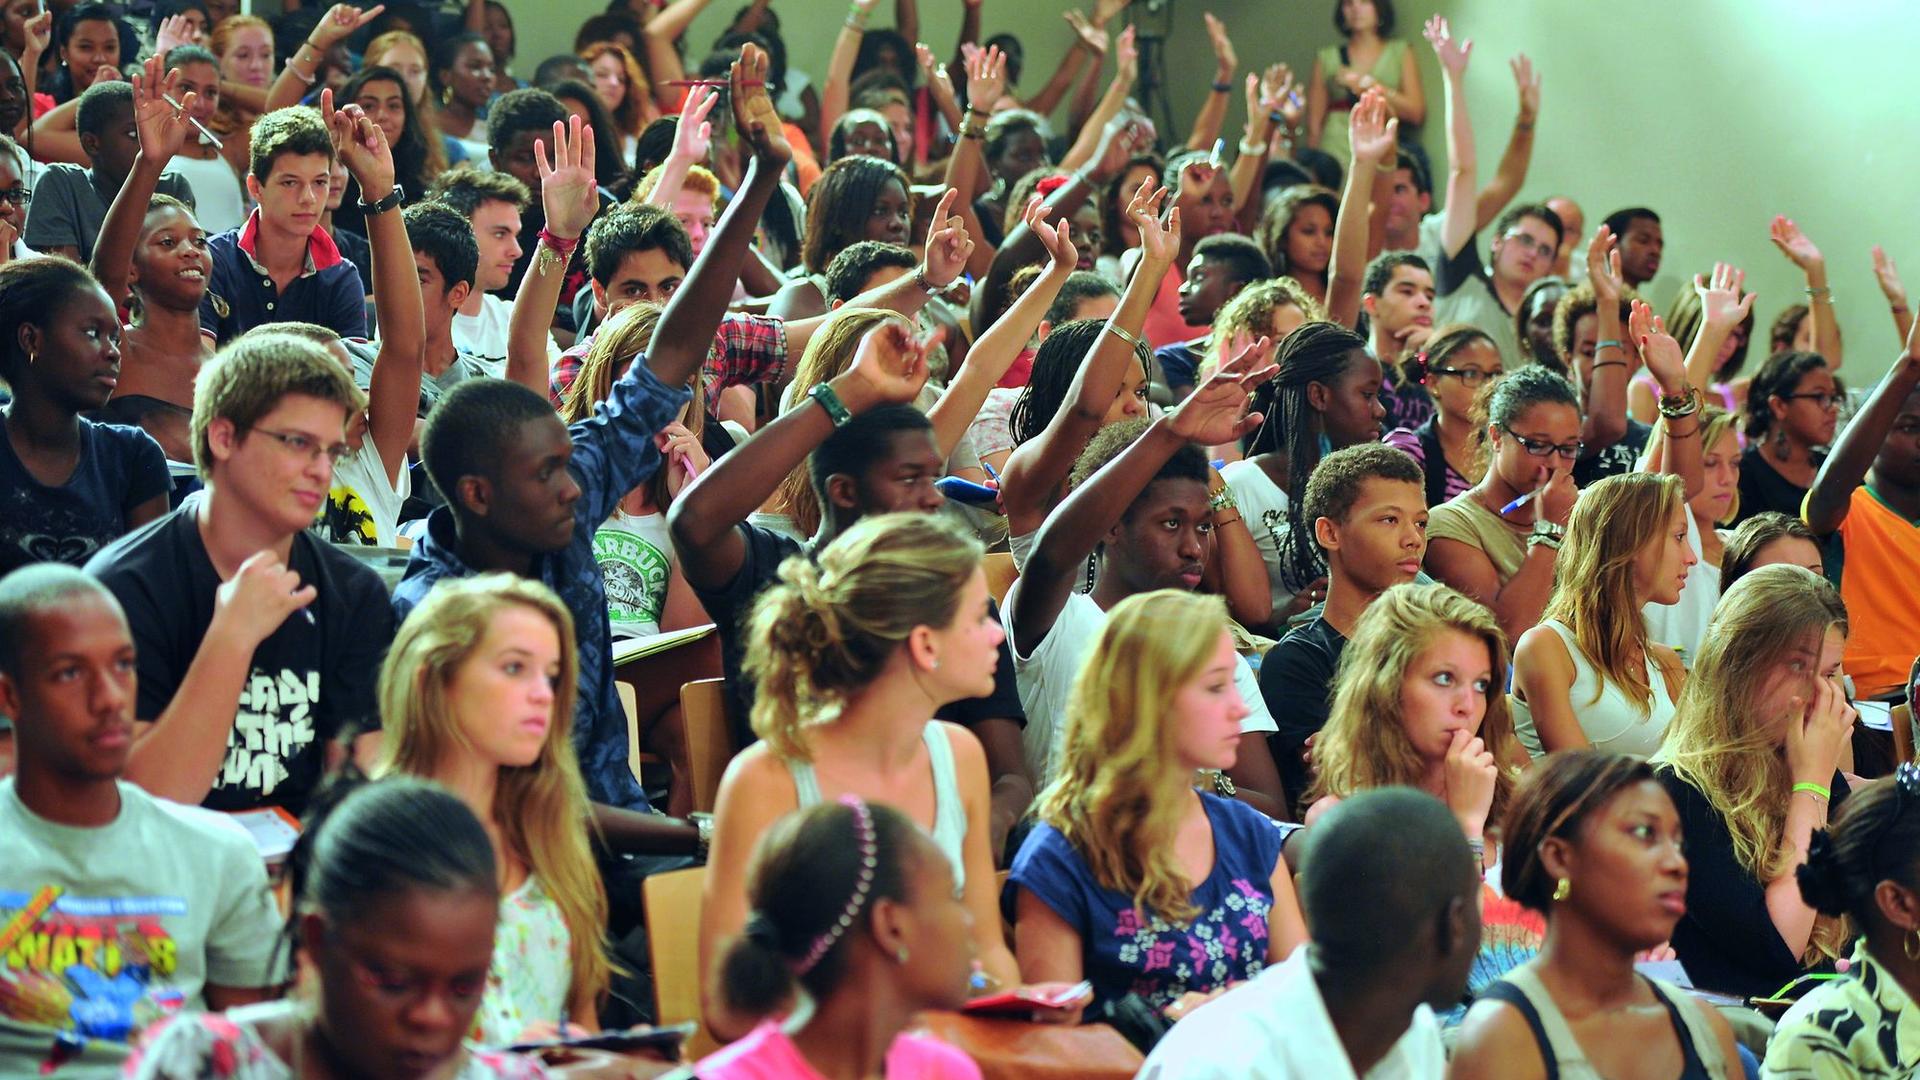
[785,722,968,892]
[1512,620,1676,758]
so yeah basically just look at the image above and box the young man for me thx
[1005,351,1287,815]
[200,105,368,343]
[340,201,483,422]
[488,87,609,334]
[1434,202,1561,370]
[1603,206,1662,289]
[1138,788,1478,1079]
[22,80,194,262]
[0,564,285,1078]
[1546,195,1585,278]
[1362,251,1438,431]
[1258,444,1427,815]
[426,168,559,373]
[1156,233,1271,400]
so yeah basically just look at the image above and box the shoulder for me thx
[1513,623,1571,669]
[1383,427,1424,457]
[1302,795,1339,827]
[889,1033,983,1079]
[935,720,988,775]
[38,163,86,188]
[714,742,794,817]
[1447,994,1547,1080]
[86,502,189,579]
[1648,643,1686,682]
[136,785,257,852]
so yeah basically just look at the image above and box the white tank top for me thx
[1512,619,1676,757]
[785,722,968,892]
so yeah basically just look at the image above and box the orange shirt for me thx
[1834,485,1920,698]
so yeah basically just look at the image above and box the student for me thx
[1511,473,1692,757]
[198,103,369,344]
[154,45,247,236]
[765,154,915,322]
[1006,347,1286,810]
[126,778,550,1079]
[691,798,983,1079]
[1449,751,1741,1079]
[1384,323,1502,507]
[1803,332,1920,700]
[1259,444,1428,811]
[487,87,607,323]
[970,272,1121,465]
[22,80,195,262]
[85,332,393,815]
[1603,206,1663,289]
[1762,765,1920,1079]
[1009,590,1308,1019]
[375,575,612,1045]
[1362,251,1439,432]
[1128,155,1234,350]
[1516,274,1569,371]
[1645,407,1742,662]
[1734,349,1837,524]
[427,169,559,374]
[0,257,170,575]
[1137,787,1479,1079]
[0,563,282,1078]
[1720,511,1826,592]
[700,513,1022,1039]
[1653,565,1856,998]
[1154,233,1271,399]
[1545,229,1645,486]
[337,199,475,426]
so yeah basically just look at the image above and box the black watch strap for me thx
[356,183,404,214]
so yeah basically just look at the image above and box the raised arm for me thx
[1873,245,1915,347]
[1230,64,1295,222]
[1806,313,1920,534]
[1472,54,1538,231]
[1681,264,1756,394]
[27,95,88,165]
[943,44,1007,279]
[93,57,196,309]
[1629,299,1704,500]
[1770,215,1842,370]
[819,0,881,150]
[894,0,920,53]
[641,88,717,213]
[505,116,598,394]
[1056,26,1136,174]
[914,42,963,133]
[1019,17,1095,118]
[270,4,384,114]
[949,0,983,75]
[1425,14,1478,261]
[1326,86,1395,329]
[1581,225,1631,452]
[1061,11,1108,132]
[1182,13,1237,152]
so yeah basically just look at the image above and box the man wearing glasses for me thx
[0,133,33,263]
[1434,201,1565,371]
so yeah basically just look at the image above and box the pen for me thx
[980,459,998,482]
[161,92,223,150]
[1208,138,1226,171]
[1500,488,1542,515]
[300,608,315,625]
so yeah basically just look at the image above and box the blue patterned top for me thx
[1006,793,1286,1015]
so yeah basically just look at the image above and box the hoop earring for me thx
[1906,927,1920,962]
[1551,878,1571,903]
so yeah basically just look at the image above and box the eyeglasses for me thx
[1502,426,1583,461]
[253,427,349,465]
[0,188,30,207]
[1782,391,1842,410]
[1500,231,1556,259]
[1431,365,1503,385]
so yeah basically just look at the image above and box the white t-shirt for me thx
[1138,945,1446,1080]
[1221,458,1305,611]
[325,445,410,548]
[165,150,249,235]
[593,509,674,640]
[451,292,561,378]
[1642,512,1721,667]
[1011,592,1277,786]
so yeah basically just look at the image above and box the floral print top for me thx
[471,875,574,1048]
[1005,793,1287,1015]
[125,1007,551,1078]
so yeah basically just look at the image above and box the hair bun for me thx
[1795,828,1854,917]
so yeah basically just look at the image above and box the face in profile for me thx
[1168,630,1249,773]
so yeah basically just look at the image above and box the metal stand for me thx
[1130,0,1178,138]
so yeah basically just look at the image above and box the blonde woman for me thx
[1652,564,1857,999]
[1009,590,1307,1023]
[1511,473,1694,757]
[702,513,1021,1040]
[375,574,613,1045]
[1305,582,1520,856]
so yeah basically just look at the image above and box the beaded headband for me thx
[794,794,880,975]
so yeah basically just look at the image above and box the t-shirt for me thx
[127,1005,551,1079]
[1832,484,1920,699]
[1735,444,1822,525]
[690,1019,980,1080]
[0,417,169,575]
[1137,944,1446,1080]
[163,150,247,235]
[1007,793,1289,1016]
[1258,616,1347,817]
[1573,417,1652,488]
[1427,491,1529,584]
[1155,338,1206,396]
[86,493,395,815]
[966,386,1021,463]
[1220,458,1304,615]
[594,510,673,641]
[341,338,488,418]
[451,293,560,378]
[1762,940,1920,1080]
[0,779,283,1079]
[318,445,409,548]
[1011,592,1277,786]
[23,163,196,263]
[1433,242,1523,370]
[1657,765,1850,998]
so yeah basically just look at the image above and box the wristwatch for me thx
[356,183,405,215]
[690,812,714,862]
[1528,519,1565,550]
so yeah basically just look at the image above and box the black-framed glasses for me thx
[252,427,350,465]
[0,188,29,207]
[1783,391,1842,410]
[1431,365,1504,386]
[1502,426,1583,461]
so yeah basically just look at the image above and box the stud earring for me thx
[1552,878,1571,903]
[895,946,910,965]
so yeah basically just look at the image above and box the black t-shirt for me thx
[1734,444,1824,524]
[1573,417,1653,488]
[0,417,169,575]
[85,494,395,815]
[1258,615,1348,818]
[693,521,1026,750]
[1657,764,1850,998]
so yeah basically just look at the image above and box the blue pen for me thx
[1500,488,1542,515]
[981,459,999,482]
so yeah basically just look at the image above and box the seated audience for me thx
[1154,233,1271,399]
[1653,565,1857,998]
[1449,751,1741,1078]
[1384,324,1501,507]
[1137,787,1480,1079]
[1515,274,1569,371]
[0,564,283,1077]
[22,80,195,262]
[127,778,549,1078]
[488,87,608,319]
[1735,349,1836,525]
[1762,765,1920,1079]
[1009,590,1307,1020]
[428,169,558,373]
[1362,252,1439,433]
[1720,511,1825,592]
[693,798,982,1079]
[765,154,914,322]
[701,513,1021,1038]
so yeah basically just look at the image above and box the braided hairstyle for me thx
[1250,321,1371,586]
[1008,319,1150,448]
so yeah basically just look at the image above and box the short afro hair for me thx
[75,79,132,140]
[584,204,693,287]
[487,88,568,159]
[807,404,934,501]
[0,563,121,678]
[823,241,917,305]
[404,201,480,293]
[421,378,562,508]
[1302,443,1424,543]
[1362,250,1432,299]
[1192,233,1272,288]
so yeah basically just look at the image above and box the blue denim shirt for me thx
[392,359,693,811]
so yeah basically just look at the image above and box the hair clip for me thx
[1410,351,1431,385]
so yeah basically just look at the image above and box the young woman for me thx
[702,514,1021,1039]
[1720,511,1824,593]
[207,14,270,177]
[1096,154,1163,281]
[765,155,914,322]
[1735,350,1838,524]
[432,32,494,158]
[332,66,432,237]
[1511,473,1691,757]
[1425,365,1581,642]
[127,778,550,1079]
[1449,751,1741,1079]
[694,798,982,1079]
[579,41,651,168]
[1308,0,1426,165]
[0,256,169,575]
[973,109,1050,243]
[1385,324,1504,507]
[1010,590,1307,1020]
[475,0,524,98]
[1256,184,1339,307]
[825,106,898,165]
[374,575,614,1046]
[45,3,123,105]
[1651,564,1857,998]
[152,44,245,234]
[1763,765,1920,1078]
[364,30,460,171]
[1638,406,1742,664]
[545,78,634,202]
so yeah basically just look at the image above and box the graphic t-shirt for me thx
[0,780,284,1079]
[86,493,395,814]
[593,510,672,641]
[0,417,169,575]
[318,445,410,548]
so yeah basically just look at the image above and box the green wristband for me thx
[1792,782,1831,801]
[810,382,854,427]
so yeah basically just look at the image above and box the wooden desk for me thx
[915,1013,1143,1080]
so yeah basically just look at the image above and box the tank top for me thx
[1511,620,1675,758]
[1479,966,1730,1080]
[786,722,968,892]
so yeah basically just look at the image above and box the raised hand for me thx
[1347,85,1398,166]
[1692,262,1755,332]
[672,86,717,163]
[1203,12,1237,80]
[320,88,396,196]
[845,320,941,407]
[214,551,318,649]
[1063,10,1108,55]
[1129,176,1181,266]
[730,42,791,168]
[1586,223,1625,306]
[919,187,974,287]
[1768,215,1825,274]
[1423,14,1472,78]
[153,13,202,54]
[915,43,957,108]
[1092,0,1131,27]
[1510,53,1540,123]
[131,55,197,162]
[1442,729,1499,838]
[20,11,51,64]
[1026,197,1078,274]
[1167,335,1277,445]
[536,114,599,240]
[964,43,1008,113]
[1115,24,1140,85]
[1258,63,1302,128]
[1873,245,1908,307]
[1784,675,1855,788]
[308,3,386,49]
[1088,112,1144,184]
[1629,299,1685,393]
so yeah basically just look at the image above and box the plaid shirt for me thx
[549,312,789,410]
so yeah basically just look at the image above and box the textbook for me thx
[611,623,716,666]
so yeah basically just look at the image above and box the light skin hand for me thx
[1128,177,1181,266]
[672,87,717,162]
[1443,728,1498,837]
[131,57,198,162]
[1511,53,1540,121]
[1873,245,1908,305]
[1424,14,1472,77]
[213,551,317,649]
[1629,299,1685,394]
[1203,12,1236,79]
[1347,85,1398,166]
[1586,224,1625,306]
[965,44,1008,112]
[536,115,599,239]
[1769,215,1825,273]
[310,3,387,49]
[1693,262,1755,331]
